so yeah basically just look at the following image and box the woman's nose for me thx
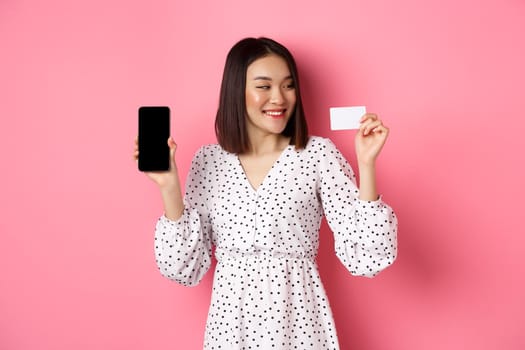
[270,88,285,104]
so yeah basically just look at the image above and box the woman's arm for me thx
[135,138,213,286]
[355,113,389,201]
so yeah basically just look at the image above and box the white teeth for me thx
[265,111,284,116]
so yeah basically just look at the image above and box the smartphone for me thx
[138,106,170,171]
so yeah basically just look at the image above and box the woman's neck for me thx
[244,133,290,156]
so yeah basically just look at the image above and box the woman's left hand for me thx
[355,113,389,165]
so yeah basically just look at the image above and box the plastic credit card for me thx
[329,106,366,130]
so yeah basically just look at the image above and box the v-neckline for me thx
[235,145,291,193]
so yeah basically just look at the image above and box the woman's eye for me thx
[256,86,271,90]
[283,81,295,89]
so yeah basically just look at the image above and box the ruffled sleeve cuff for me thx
[159,212,185,225]
[356,195,385,211]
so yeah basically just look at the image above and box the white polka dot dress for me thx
[154,136,398,349]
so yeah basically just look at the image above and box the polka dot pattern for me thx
[154,136,398,349]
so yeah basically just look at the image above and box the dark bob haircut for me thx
[215,37,309,154]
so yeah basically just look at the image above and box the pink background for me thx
[1,0,525,349]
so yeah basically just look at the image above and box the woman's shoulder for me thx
[298,136,348,164]
[302,135,337,151]
[307,135,330,144]
[193,143,232,162]
[197,143,223,154]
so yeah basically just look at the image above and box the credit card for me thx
[330,106,366,130]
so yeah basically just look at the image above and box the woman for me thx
[135,37,397,349]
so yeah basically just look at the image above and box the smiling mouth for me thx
[264,109,286,118]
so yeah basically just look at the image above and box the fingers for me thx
[360,113,378,123]
[167,137,177,163]
[134,136,139,161]
[361,120,381,135]
[359,113,389,136]
[167,136,177,150]
[360,113,377,135]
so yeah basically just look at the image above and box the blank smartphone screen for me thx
[138,106,170,171]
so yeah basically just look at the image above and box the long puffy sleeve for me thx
[154,146,213,286]
[318,138,398,277]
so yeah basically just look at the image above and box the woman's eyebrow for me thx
[253,75,293,81]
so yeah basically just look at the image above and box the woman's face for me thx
[245,54,296,139]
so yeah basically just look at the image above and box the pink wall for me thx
[1,0,524,349]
